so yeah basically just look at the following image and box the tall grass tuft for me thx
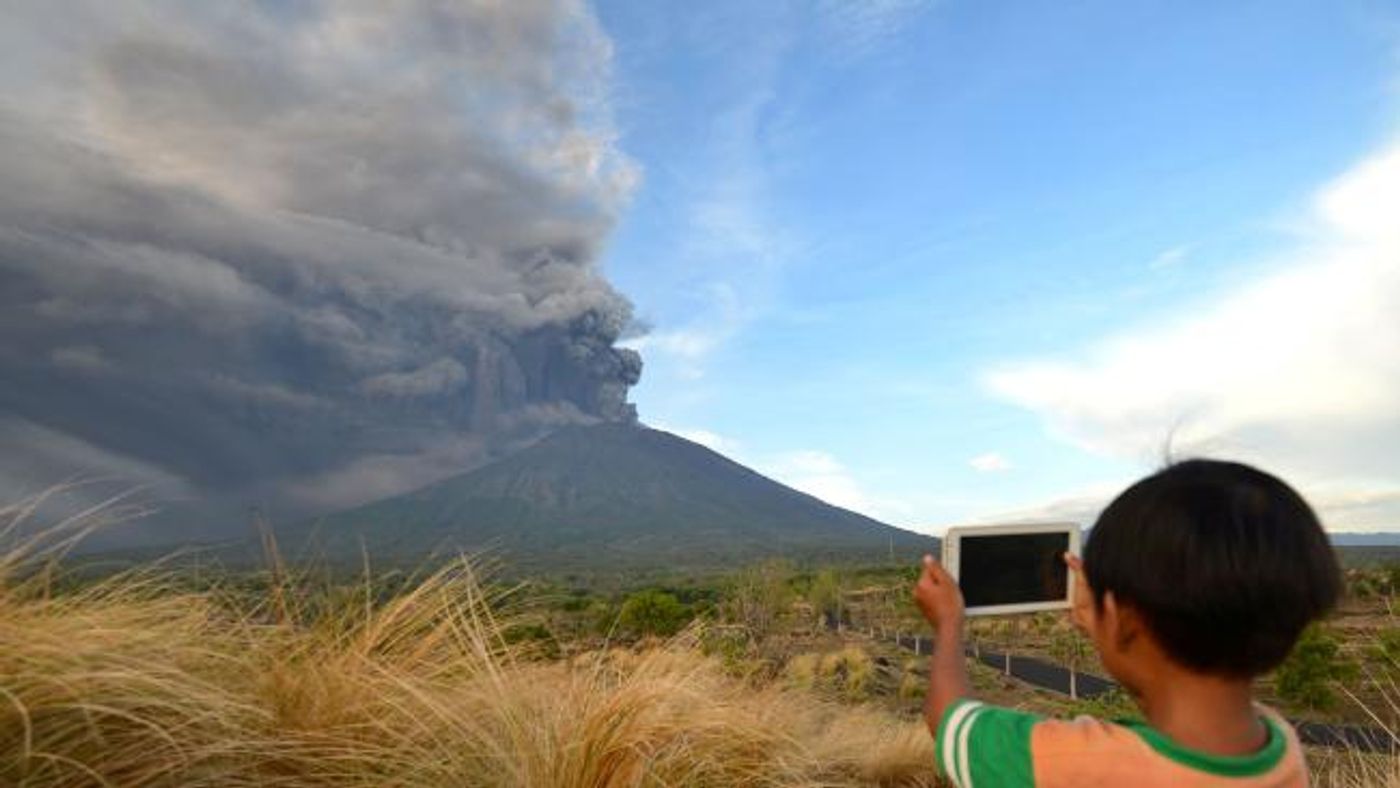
[818,647,874,700]
[0,494,937,787]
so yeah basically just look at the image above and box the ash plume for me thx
[0,1,643,535]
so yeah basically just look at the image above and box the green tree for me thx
[618,589,690,637]
[808,568,845,630]
[1275,624,1358,711]
[725,559,793,640]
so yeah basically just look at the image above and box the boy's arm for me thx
[912,554,970,737]
[913,554,1043,787]
[925,615,970,737]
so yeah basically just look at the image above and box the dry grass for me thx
[0,497,937,787]
[785,652,821,691]
[1307,747,1400,787]
[6,494,1397,787]
[818,647,874,699]
[785,647,879,702]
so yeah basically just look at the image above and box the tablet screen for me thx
[959,531,1070,607]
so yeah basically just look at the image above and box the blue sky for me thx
[593,1,1400,531]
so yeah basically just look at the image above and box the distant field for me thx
[1337,545,1400,567]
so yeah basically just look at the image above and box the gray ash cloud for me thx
[0,1,643,528]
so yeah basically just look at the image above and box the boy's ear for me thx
[1102,591,1140,651]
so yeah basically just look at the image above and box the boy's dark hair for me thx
[1083,459,1340,678]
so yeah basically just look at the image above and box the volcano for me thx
[285,423,935,571]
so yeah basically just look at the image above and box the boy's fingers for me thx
[922,554,946,584]
[1063,552,1084,573]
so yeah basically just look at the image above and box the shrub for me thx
[557,592,592,612]
[1276,623,1358,710]
[809,569,845,629]
[502,621,560,660]
[725,559,793,640]
[1372,627,1400,671]
[587,599,620,635]
[617,589,691,637]
[701,626,774,681]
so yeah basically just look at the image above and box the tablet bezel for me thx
[941,522,1082,617]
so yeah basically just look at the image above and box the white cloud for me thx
[620,329,718,381]
[649,423,738,454]
[968,480,1127,530]
[648,422,903,521]
[1148,244,1191,271]
[628,15,797,384]
[622,329,719,360]
[621,284,744,379]
[984,140,1400,528]
[620,323,729,380]
[761,449,877,515]
[969,451,1012,473]
[1304,483,1400,529]
[818,0,932,57]
[969,477,1400,536]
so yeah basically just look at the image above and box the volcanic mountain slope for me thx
[286,423,936,570]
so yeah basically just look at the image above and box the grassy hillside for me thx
[286,424,937,571]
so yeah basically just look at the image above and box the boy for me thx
[914,460,1340,787]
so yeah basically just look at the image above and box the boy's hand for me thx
[913,554,965,633]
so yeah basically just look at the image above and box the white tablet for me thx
[942,522,1081,616]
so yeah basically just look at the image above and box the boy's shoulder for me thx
[937,699,1306,788]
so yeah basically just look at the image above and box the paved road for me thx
[973,648,1116,699]
[883,633,1395,753]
